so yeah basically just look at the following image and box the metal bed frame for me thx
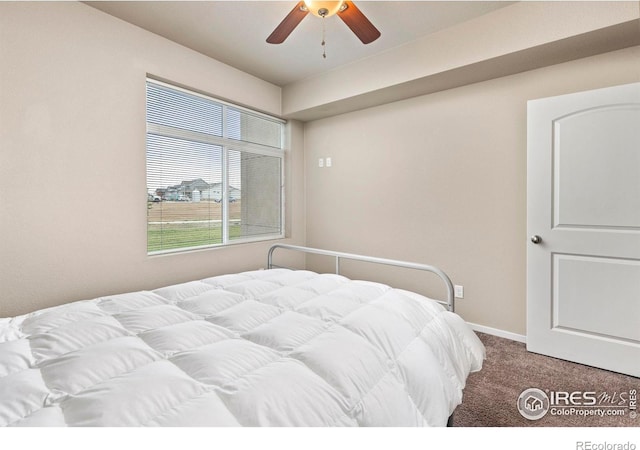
[267,244,455,312]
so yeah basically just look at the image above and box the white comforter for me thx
[0,269,484,427]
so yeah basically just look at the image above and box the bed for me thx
[0,244,484,427]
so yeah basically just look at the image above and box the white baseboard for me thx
[467,322,527,344]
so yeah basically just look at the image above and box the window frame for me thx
[146,78,286,256]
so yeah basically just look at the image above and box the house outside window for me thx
[146,79,285,254]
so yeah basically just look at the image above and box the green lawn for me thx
[148,223,242,252]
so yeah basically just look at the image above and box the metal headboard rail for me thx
[267,244,455,312]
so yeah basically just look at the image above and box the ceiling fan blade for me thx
[338,1,380,44]
[266,1,309,44]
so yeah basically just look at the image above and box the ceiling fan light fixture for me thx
[267,1,379,46]
[303,1,345,18]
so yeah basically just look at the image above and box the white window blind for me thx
[146,79,284,254]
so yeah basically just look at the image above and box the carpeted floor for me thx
[453,332,640,427]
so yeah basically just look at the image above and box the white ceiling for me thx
[85,1,514,86]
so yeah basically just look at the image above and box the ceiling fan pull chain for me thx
[321,16,327,59]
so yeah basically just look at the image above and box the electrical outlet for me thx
[318,158,324,168]
[454,285,464,299]
[326,157,332,167]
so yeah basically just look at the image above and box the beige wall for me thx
[0,2,305,317]
[303,46,640,335]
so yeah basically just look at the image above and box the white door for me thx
[527,82,640,378]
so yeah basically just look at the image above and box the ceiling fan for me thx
[266,1,381,45]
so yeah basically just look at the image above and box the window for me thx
[146,79,285,254]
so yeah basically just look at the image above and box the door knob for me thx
[531,235,542,244]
